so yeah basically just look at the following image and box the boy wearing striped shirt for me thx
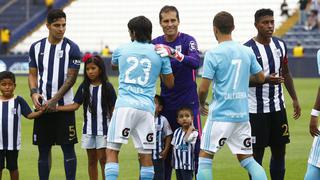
[152,95,172,180]
[0,71,43,180]
[171,106,198,180]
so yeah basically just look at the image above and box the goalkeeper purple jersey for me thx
[152,32,200,110]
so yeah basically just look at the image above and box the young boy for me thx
[171,106,198,180]
[0,71,43,180]
[152,95,172,180]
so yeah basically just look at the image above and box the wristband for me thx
[311,109,320,117]
[30,88,38,97]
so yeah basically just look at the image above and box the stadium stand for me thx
[12,0,298,53]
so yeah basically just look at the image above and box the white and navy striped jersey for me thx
[74,83,117,136]
[0,96,32,150]
[171,127,198,170]
[244,37,287,113]
[152,115,173,160]
[29,37,81,106]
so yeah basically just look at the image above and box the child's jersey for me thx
[171,127,198,170]
[0,96,32,150]
[74,83,117,135]
[152,115,173,160]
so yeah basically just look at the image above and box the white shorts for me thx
[308,128,320,167]
[200,120,252,155]
[81,134,108,149]
[107,107,155,151]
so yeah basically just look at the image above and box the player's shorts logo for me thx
[146,133,154,142]
[218,137,227,146]
[243,138,251,147]
[122,128,130,137]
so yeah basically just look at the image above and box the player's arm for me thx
[29,67,43,109]
[198,77,211,116]
[310,87,320,137]
[249,71,265,85]
[56,103,81,112]
[26,110,43,119]
[45,68,79,111]
[282,60,301,120]
[161,73,174,89]
[160,135,172,159]
[184,127,198,144]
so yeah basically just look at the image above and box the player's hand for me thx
[309,116,320,137]
[292,100,301,120]
[43,99,57,113]
[31,93,44,110]
[160,149,169,159]
[155,44,184,62]
[200,102,209,116]
[265,73,284,85]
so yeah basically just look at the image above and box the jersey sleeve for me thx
[171,130,177,145]
[186,131,198,145]
[68,43,81,69]
[73,84,84,104]
[162,116,173,136]
[202,51,216,80]
[111,48,120,66]
[161,57,173,75]
[181,38,200,69]
[17,96,32,117]
[249,49,263,75]
[28,43,37,68]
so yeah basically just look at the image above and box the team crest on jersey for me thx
[275,49,282,58]
[175,45,182,52]
[189,41,197,51]
[73,59,81,66]
[58,50,64,58]
[11,108,16,114]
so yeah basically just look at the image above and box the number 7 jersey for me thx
[111,41,172,114]
[202,41,262,122]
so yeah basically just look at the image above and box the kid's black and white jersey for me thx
[28,37,81,106]
[0,96,32,150]
[74,83,117,136]
[244,37,287,113]
[152,115,173,160]
[171,127,198,170]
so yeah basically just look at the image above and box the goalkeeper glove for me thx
[155,44,184,62]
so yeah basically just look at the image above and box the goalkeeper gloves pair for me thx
[155,44,184,62]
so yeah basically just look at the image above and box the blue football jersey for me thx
[317,49,320,75]
[202,41,262,122]
[112,41,172,114]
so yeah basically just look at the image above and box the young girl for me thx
[171,106,198,180]
[57,54,117,180]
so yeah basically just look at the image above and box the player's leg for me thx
[96,148,106,180]
[228,121,267,180]
[153,159,164,180]
[86,149,98,180]
[105,147,120,180]
[138,153,154,180]
[38,145,52,180]
[7,150,19,180]
[61,144,77,180]
[269,110,290,180]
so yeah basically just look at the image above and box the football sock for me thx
[38,145,51,180]
[197,157,213,180]
[241,156,267,180]
[61,144,77,180]
[105,162,119,180]
[140,166,154,180]
[304,164,320,180]
[270,155,285,180]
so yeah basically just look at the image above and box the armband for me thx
[311,109,320,117]
[30,88,38,97]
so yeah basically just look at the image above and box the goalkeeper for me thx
[152,5,201,179]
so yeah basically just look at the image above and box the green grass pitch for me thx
[1,76,318,179]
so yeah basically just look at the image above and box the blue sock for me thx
[61,144,77,180]
[140,166,154,180]
[304,164,320,180]
[38,145,51,180]
[197,157,213,180]
[270,156,285,180]
[240,157,267,180]
[105,162,119,180]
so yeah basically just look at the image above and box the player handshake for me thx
[155,44,184,62]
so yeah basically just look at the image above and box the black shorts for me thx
[0,150,18,171]
[33,111,78,145]
[249,109,290,148]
